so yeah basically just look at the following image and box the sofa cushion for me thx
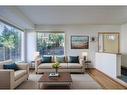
[68,56,79,63]
[14,70,27,81]
[3,63,19,71]
[55,56,65,63]
[68,63,82,69]
[38,63,68,69]
[42,56,52,63]
[59,63,68,69]
[38,63,52,69]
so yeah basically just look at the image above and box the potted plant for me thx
[52,61,61,74]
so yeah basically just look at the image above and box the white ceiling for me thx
[1,6,127,29]
[17,6,127,25]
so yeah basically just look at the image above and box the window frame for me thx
[0,19,24,62]
[36,31,65,56]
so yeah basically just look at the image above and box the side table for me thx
[85,60,91,69]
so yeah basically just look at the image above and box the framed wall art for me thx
[71,35,89,49]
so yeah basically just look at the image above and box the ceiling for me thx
[1,6,127,29]
[17,6,127,25]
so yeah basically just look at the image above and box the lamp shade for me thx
[82,52,88,57]
[82,52,88,60]
[34,52,40,61]
[34,52,40,57]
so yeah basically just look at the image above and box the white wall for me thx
[121,23,127,67]
[95,52,121,79]
[26,25,120,67]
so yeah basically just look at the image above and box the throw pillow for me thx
[55,56,65,63]
[68,56,79,63]
[3,63,18,71]
[42,56,52,63]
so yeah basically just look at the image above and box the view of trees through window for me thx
[37,32,65,55]
[0,21,22,61]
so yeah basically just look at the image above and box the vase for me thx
[55,68,58,74]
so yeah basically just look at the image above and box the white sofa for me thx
[35,56,85,74]
[0,60,29,89]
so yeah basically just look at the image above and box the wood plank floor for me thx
[88,68,127,89]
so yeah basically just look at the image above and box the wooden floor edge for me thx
[87,69,105,89]
[87,68,127,89]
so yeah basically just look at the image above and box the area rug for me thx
[16,73,102,89]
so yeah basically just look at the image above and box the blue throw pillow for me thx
[68,56,79,63]
[3,63,18,71]
[42,56,52,63]
[56,56,65,63]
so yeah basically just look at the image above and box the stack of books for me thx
[49,72,59,77]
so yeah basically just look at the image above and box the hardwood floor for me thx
[30,69,127,89]
[88,68,127,89]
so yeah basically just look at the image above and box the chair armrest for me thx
[0,69,14,89]
[16,63,29,70]
[16,63,29,75]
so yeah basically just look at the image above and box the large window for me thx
[37,32,65,55]
[0,21,23,61]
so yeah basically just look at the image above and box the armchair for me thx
[0,60,29,89]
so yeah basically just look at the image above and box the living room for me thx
[1,6,127,91]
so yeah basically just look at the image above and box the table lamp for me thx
[34,52,40,61]
[82,52,88,60]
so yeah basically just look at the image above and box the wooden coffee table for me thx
[38,72,72,89]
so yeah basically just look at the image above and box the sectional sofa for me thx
[35,56,85,74]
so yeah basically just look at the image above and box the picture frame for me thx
[71,35,89,49]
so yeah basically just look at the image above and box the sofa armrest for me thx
[0,69,14,89]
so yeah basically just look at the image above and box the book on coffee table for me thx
[49,72,59,77]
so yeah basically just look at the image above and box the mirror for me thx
[98,32,120,54]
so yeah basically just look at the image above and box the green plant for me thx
[52,62,61,73]
[52,62,61,69]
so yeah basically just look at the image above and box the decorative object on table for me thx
[49,72,60,77]
[71,35,89,49]
[52,61,61,74]
[82,52,88,60]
